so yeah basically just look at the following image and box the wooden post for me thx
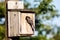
[5,0,20,40]
[5,0,9,40]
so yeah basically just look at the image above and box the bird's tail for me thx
[31,25,35,32]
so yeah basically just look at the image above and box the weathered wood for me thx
[5,0,35,40]
[5,0,20,40]
[7,1,24,9]
[5,1,9,40]
[20,13,35,35]
[8,11,35,37]
[8,11,20,37]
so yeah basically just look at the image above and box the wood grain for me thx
[20,13,35,35]
[7,1,24,9]
[8,11,19,37]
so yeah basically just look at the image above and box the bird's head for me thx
[25,16,31,21]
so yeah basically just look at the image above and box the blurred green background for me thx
[0,0,60,40]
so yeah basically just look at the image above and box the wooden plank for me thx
[8,11,20,37]
[20,13,35,35]
[6,0,20,40]
[7,1,24,9]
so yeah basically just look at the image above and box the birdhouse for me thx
[7,1,35,37]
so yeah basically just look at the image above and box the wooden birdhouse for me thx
[7,1,35,37]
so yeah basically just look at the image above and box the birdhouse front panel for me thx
[8,11,20,37]
[19,13,35,35]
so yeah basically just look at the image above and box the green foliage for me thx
[0,25,5,40]
[20,36,47,40]
[54,34,60,40]
[37,0,54,14]
[24,3,30,9]
[24,0,30,9]
[34,0,58,32]
[0,2,5,18]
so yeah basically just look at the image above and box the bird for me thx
[25,16,34,32]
